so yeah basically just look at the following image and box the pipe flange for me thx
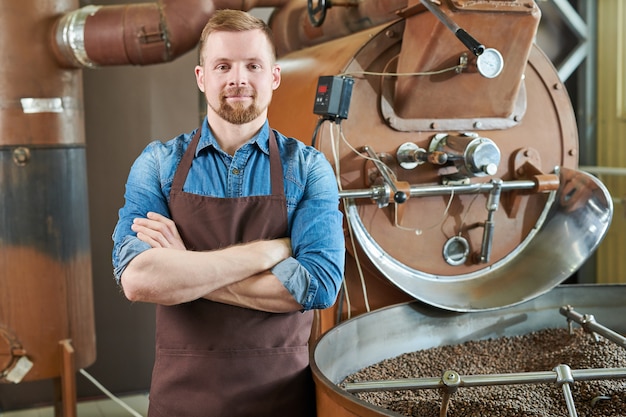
[53,5,101,69]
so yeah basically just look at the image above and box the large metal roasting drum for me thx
[270,0,612,315]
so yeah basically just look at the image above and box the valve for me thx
[307,0,330,27]
[430,133,500,179]
[397,133,501,180]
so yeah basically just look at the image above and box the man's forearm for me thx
[205,270,303,313]
[120,239,290,305]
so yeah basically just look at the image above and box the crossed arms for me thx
[120,212,303,313]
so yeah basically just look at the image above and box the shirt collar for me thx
[195,118,271,157]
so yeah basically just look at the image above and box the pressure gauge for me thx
[476,48,504,79]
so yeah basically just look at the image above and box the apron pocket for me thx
[148,345,315,417]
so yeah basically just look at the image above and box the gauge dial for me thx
[477,48,504,78]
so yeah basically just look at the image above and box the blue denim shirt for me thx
[112,119,345,310]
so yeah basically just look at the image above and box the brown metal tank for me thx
[0,0,96,388]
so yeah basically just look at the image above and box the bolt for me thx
[12,147,31,166]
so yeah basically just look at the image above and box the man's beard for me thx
[211,87,261,125]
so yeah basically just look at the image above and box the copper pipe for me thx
[51,0,409,68]
[1,0,86,147]
[270,0,409,56]
[51,0,290,68]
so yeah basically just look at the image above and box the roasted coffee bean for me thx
[343,328,626,416]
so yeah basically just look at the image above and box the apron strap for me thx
[171,129,200,193]
[172,128,283,196]
[268,129,284,197]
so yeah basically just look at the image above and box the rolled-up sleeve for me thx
[274,148,345,310]
[271,257,315,307]
[112,235,151,282]
[112,141,174,283]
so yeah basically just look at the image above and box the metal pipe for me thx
[342,367,626,393]
[555,364,578,417]
[479,179,502,263]
[580,165,626,177]
[51,0,291,68]
[338,179,537,200]
[51,0,410,68]
[269,0,408,56]
[560,305,626,349]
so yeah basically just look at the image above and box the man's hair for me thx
[198,9,277,65]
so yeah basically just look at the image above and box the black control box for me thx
[313,76,354,120]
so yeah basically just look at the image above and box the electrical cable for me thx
[337,59,465,79]
[310,116,326,148]
[330,122,370,314]
[79,369,144,417]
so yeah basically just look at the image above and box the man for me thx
[111,9,345,417]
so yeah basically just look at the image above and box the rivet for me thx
[12,147,31,166]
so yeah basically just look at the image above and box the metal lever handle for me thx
[478,178,502,263]
[363,146,407,203]
[420,0,485,56]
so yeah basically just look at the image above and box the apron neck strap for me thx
[172,127,284,196]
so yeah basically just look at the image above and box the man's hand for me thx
[131,212,186,250]
[124,212,297,310]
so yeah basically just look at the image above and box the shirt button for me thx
[232,168,240,175]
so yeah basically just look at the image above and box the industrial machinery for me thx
[0,0,616,415]
[312,285,626,416]
[266,1,618,415]
[269,0,612,317]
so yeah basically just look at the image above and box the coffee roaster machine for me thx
[0,0,620,415]
[267,1,622,416]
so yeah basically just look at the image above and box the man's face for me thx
[195,29,281,125]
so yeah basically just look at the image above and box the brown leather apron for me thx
[147,129,316,417]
